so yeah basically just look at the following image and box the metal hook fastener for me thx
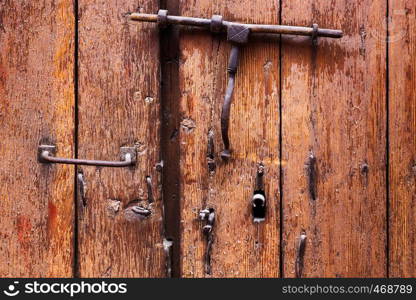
[220,24,250,159]
[38,145,136,167]
[129,10,343,159]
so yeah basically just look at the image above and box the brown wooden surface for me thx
[1,0,416,278]
[0,0,75,276]
[76,0,165,277]
[389,0,416,277]
[281,0,387,277]
[177,0,280,277]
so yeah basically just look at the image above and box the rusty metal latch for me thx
[199,208,216,275]
[129,10,343,160]
[38,145,136,167]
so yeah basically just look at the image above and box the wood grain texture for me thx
[77,0,165,277]
[178,0,280,277]
[0,0,75,277]
[281,0,387,277]
[389,0,416,277]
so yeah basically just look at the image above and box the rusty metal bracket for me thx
[157,9,169,28]
[199,208,215,275]
[129,10,343,160]
[312,23,319,46]
[295,231,307,278]
[38,145,136,167]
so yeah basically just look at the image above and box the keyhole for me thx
[252,191,266,222]
[252,165,266,223]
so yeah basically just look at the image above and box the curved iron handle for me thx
[220,25,248,159]
[38,145,136,167]
[220,46,239,159]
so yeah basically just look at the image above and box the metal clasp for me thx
[129,10,343,160]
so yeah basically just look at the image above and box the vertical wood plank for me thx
[178,0,280,277]
[389,0,416,277]
[0,0,75,276]
[281,0,387,277]
[77,0,165,277]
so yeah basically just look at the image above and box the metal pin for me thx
[199,208,215,275]
[155,160,164,172]
[295,231,307,278]
[77,169,87,206]
[146,176,154,203]
[207,130,216,173]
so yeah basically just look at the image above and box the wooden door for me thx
[281,0,387,277]
[76,0,165,278]
[0,0,75,277]
[0,0,414,278]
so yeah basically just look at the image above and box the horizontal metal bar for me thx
[38,145,136,167]
[128,12,343,38]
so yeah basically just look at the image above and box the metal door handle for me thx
[38,145,136,167]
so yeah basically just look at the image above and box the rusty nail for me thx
[295,231,307,278]
[199,208,215,275]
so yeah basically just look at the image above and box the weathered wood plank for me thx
[389,0,416,277]
[0,0,75,277]
[281,0,387,277]
[77,0,165,277]
[178,0,280,277]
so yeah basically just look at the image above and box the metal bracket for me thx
[38,144,136,167]
[227,24,250,44]
[199,208,215,275]
[210,15,223,33]
[312,23,319,46]
[157,9,169,28]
